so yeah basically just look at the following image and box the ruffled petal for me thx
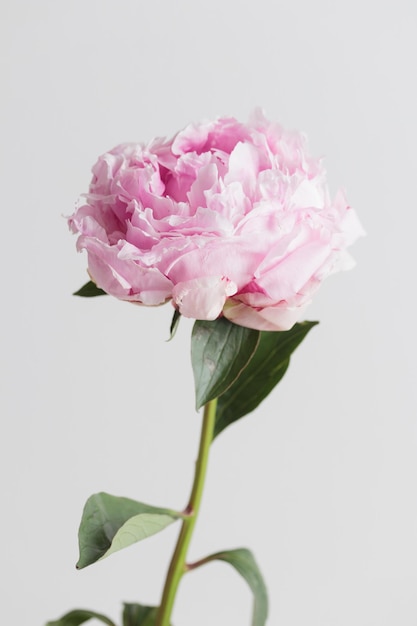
[173,276,237,320]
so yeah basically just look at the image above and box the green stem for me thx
[155,398,217,626]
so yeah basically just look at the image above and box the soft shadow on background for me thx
[1,1,416,625]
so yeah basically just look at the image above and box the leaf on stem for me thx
[46,609,116,626]
[168,309,181,341]
[73,281,107,297]
[191,318,260,410]
[77,492,182,569]
[189,548,268,626]
[122,603,173,626]
[214,321,318,437]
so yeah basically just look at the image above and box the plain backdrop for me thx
[1,1,416,625]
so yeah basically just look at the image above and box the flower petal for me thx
[173,276,237,320]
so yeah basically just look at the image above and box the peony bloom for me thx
[69,111,364,331]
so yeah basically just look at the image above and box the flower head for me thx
[69,110,364,330]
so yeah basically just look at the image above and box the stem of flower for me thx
[155,398,217,626]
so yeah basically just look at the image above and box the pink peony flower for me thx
[69,111,364,331]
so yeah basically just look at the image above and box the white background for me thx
[1,1,416,625]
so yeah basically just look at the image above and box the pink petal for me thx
[223,299,308,331]
[172,276,237,320]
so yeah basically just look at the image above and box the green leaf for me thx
[73,280,107,297]
[191,548,268,626]
[215,321,318,437]
[46,609,116,626]
[191,318,260,410]
[168,309,181,341]
[77,492,181,569]
[122,603,173,626]
[122,604,156,626]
